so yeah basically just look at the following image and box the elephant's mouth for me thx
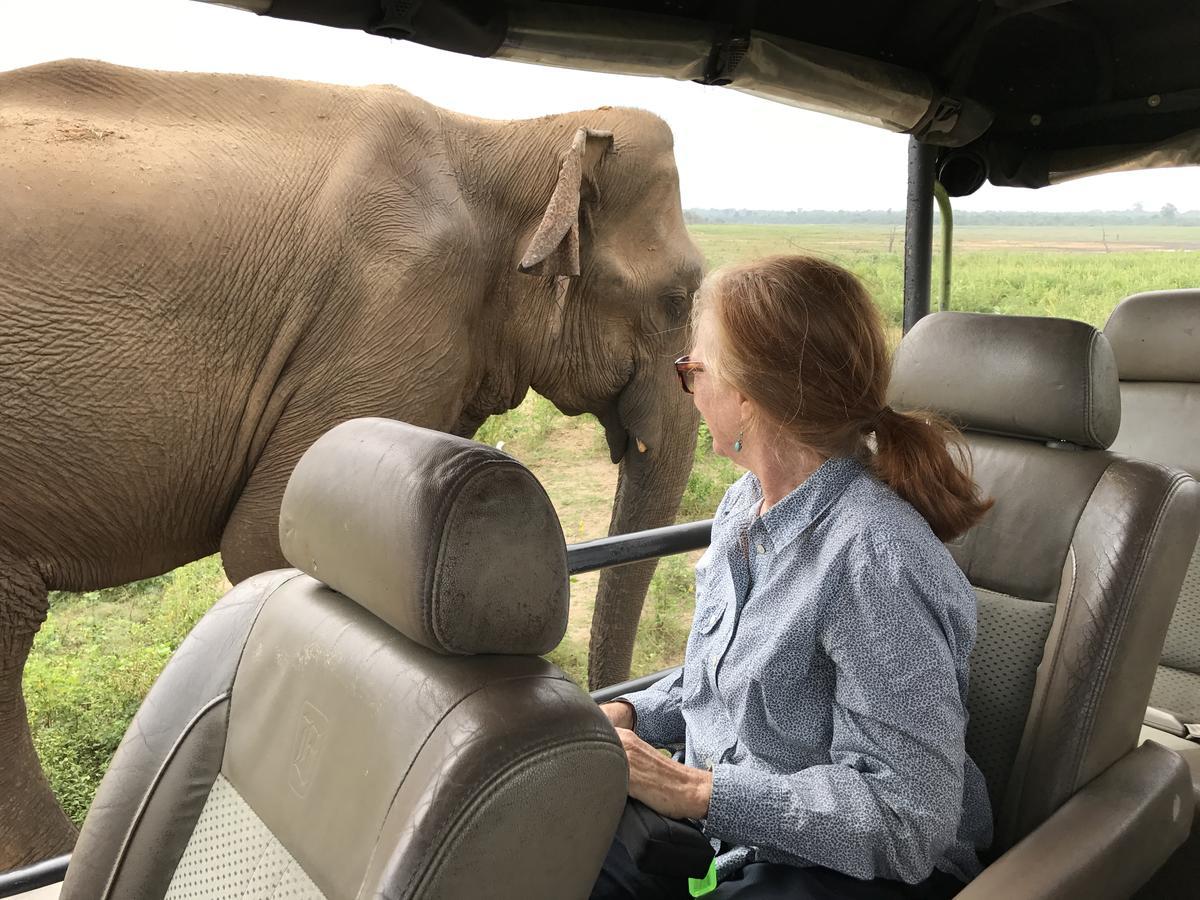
[598,404,630,465]
[549,391,645,464]
[598,404,654,465]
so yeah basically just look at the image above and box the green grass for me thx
[22,222,1200,824]
[473,389,569,451]
[629,555,698,680]
[689,225,1200,329]
[24,557,225,824]
[689,223,1200,255]
[549,554,700,686]
[679,422,740,522]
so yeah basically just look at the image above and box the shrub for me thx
[24,556,225,824]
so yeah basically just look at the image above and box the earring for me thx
[733,429,744,453]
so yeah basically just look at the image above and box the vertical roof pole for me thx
[903,137,936,332]
[933,179,954,312]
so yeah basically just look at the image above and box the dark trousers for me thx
[590,828,965,900]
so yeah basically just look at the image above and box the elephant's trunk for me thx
[587,384,698,690]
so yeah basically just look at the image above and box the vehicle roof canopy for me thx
[226,0,1200,193]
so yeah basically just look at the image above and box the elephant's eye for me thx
[662,291,691,323]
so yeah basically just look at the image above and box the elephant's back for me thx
[0,61,392,585]
[0,59,376,227]
[0,58,404,129]
[0,61,470,588]
[0,59,446,303]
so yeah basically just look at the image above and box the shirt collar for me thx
[730,456,866,548]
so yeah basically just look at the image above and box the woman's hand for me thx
[600,701,635,730]
[615,727,713,820]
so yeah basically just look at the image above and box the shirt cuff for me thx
[614,690,681,746]
[704,763,778,849]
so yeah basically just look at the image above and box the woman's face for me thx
[690,314,746,458]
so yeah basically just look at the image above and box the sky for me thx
[5,0,1198,213]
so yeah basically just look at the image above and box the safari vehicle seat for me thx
[1104,290,1200,760]
[57,418,627,900]
[1103,290,1200,899]
[887,312,1200,898]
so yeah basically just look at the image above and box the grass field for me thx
[23,223,1200,824]
[693,224,1200,328]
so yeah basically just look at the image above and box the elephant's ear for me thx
[518,128,614,277]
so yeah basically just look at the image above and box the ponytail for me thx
[870,407,993,542]
[695,254,993,542]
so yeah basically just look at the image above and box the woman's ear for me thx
[737,394,755,420]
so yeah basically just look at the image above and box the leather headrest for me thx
[1104,289,1200,383]
[889,312,1121,449]
[279,418,569,656]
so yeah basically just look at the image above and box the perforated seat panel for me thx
[966,588,1057,808]
[165,775,323,900]
[1152,545,1200,721]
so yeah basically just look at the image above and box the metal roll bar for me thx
[566,520,713,575]
[0,855,70,899]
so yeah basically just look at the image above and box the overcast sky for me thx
[6,0,1198,212]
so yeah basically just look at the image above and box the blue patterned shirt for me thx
[620,457,993,884]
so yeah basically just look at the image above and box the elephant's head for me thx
[505,111,704,687]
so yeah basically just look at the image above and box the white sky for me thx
[6,0,1199,213]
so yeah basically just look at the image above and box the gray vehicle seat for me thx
[58,418,627,900]
[888,312,1200,898]
[1104,289,1200,899]
[1105,290,1200,748]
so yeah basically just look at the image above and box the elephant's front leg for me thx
[218,431,304,584]
[0,556,77,870]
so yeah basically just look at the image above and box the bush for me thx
[474,392,563,452]
[24,557,225,824]
[629,555,697,680]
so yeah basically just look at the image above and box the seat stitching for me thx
[241,796,278,900]
[405,739,628,900]
[1085,330,1097,446]
[100,692,231,900]
[351,671,575,898]
[1071,468,1188,792]
[420,455,511,650]
[430,459,557,653]
[1003,542,1077,844]
[101,570,304,899]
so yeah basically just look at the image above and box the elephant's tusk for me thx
[636,438,648,453]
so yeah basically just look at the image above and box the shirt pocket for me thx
[693,554,735,635]
[688,588,724,643]
[697,604,724,635]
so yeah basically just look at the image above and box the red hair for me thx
[696,255,991,541]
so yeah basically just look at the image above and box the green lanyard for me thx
[688,859,718,897]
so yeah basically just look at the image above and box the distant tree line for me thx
[684,204,1199,226]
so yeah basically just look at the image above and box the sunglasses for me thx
[674,356,705,394]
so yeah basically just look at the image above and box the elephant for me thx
[0,58,702,869]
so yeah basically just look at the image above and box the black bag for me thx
[614,799,716,879]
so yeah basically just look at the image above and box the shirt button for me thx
[756,542,767,554]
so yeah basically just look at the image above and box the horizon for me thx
[683,206,1200,215]
[6,0,1200,214]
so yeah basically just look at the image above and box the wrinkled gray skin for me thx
[0,59,701,868]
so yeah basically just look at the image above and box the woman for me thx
[592,255,994,899]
